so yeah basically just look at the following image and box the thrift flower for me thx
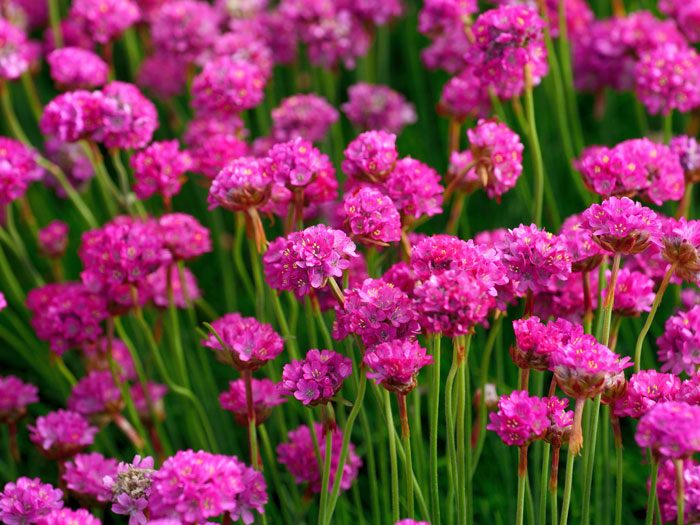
[0,478,63,525]
[280,349,352,405]
[130,140,191,201]
[29,409,97,459]
[363,338,433,394]
[487,391,550,446]
[342,83,416,134]
[636,401,700,458]
[219,378,286,426]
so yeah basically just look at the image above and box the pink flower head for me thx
[63,452,118,504]
[636,401,700,458]
[469,4,548,99]
[192,56,266,115]
[439,67,491,121]
[26,282,109,355]
[219,378,285,426]
[211,24,274,81]
[0,19,29,80]
[449,119,523,199]
[68,370,122,419]
[342,0,403,25]
[38,220,69,258]
[130,382,167,421]
[660,0,700,42]
[384,157,444,220]
[670,135,700,183]
[487,390,550,446]
[363,338,433,394]
[511,316,583,371]
[265,137,330,189]
[0,375,38,424]
[0,136,41,206]
[678,373,700,405]
[148,450,266,523]
[271,94,339,143]
[496,224,571,296]
[580,196,662,254]
[342,83,416,134]
[277,423,362,493]
[661,218,700,282]
[137,53,188,99]
[83,337,136,381]
[70,0,139,43]
[543,396,574,446]
[333,278,420,346]
[40,90,106,143]
[418,0,478,35]
[635,44,700,116]
[37,508,100,524]
[342,186,402,246]
[613,370,681,419]
[655,458,700,524]
[280,349,352,406]
[157,213,211,261]
[603,267,655,316]
[150,0,220,62]
[657,305,700,375]
[550,333,631,399]
[342,130,398,183]
[202,312,284,370]
[131,140,191,200]
[0,292,5,311]
[46,47,108,89]
[0,477,63,525]
[208,156,271,211]
[381,261,416,296]
[263,225,358,298]
[147,265,201,309]
[29,409,97,460]
[559,213,605,272]
[105,455,155,524]
[94,82,158,150]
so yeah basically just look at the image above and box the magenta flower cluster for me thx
[280,349,352,406]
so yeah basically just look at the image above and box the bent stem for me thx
[634,263,676,371]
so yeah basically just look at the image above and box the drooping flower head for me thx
[342,83,416,134]
[342,186,402,246]
[543,396,574,446]
[0,375,38,424]
[271,94,339,143]
[657,305,700,375]
[29,409,98,460]
[46,47,108,89]
[581,196,662,254]
[150,0,220,62]
[487,390,550,446]
[131,140,192,201]
[277,423,362,493]
[280,349,352,406]
[63,452,118,505]
[157,213,211,261]
[192,56,266,115]
[220,378,286,426]
[613,370,681,419]
[94,82,158,150]
[263,225,358,298]
[202,312,284,370]
[661,218,700,282]
[0,478,63,525]
[37,220,69,259]
[363,338,433,394]
[636,401,700,458]
[70,0,140,44]
[670,135,700,184]
[0,136,42,206]
[342,130,398,183]
[208,156,272,212]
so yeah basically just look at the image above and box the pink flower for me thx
[487,391,550,446]
[146,265,201,309]
[70,0,139,44]
[363,338,433,394]
[94,82,158,150]
[344,0,403,25]
[469,5,548,99]
[271,94,339,143]
[635,44,700,115]
[636,401,700,458]
[219,378,285,426]
[137,53,187,99]
[384,157,444,219]
[68,370,122,417]
[342,186,401,246]
[63,452,118,504]
[157,213,211,261]
[0,136,42,206]
[603,267,655,316]
[83,337,136,381]
[342,83,416,134]
[150,0,219,62]
[131,140,191,200]
[0,19,29,80]
[0,375,38,423]
[0,478,63,525]
[439,67,491,120]
[105,455,154,525]
[38,220,69,258]
[263,225,358,298]
[264,137,330,189]
[655,459,700,524]
[280,349,352,405]
[202,312,284,370]
[342,131,398,183]
[670,135,700,183]
[40,91,105,143]
[580,196,662,254]
[559,213,605,273]
[192,57,266,115]
[334,278,420,346]
[46,47,108,89]
[29,409,97,460]
[396,521,431,525]
[661,218,700,282]
[511,317,583,371]
[277,423,362,493]
[613,370,681,419]
[418,0,477,35]
[657,305,700,375]
[37,508,101,524]
[543,396,574,446]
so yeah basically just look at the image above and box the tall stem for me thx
[645,457,659,525]
[550,446,560,525]
[600,254,621,346]
[384,390,400,523]
[243,369,260,470]
[429,334,442,524]
[318,405,335,525]
[559,446,576,525]
[523,64,546,227]
[538,443,551,525]
[634,264,676,371]
[517,445,529,525]
[398,393,414,518]
[613,415,624,525]
[675,459,685,525]
[581,394,602,525]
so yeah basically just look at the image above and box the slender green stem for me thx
[318,413,334,525]
[557,0,584,153]
[600,253,621,347]
[645,457,659,525]
[0,82,31,144]
[559,447,576,525]
[581,394,602,525]
[384,390,400,523]
[445,342,459,507]
[398,393,414,518]
[523,65,546,226]
[634,264,676,371]
[675,459,685,525]
[615,438,623,525]
[36,157,98,228]
[539,443,551,525]
[429,334,442,524]
[243,369,260,470]
[663,112,674,144]
[48,0,63,48]
[20,73,43,122]
[233,213,255,298]
[517,446,529,525]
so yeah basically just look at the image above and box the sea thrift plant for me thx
[636,401,700,458]
[363,338,433,394]
[0,478,63,524]
[46,47,108,90]
[657,305,700,375]
[29,409,97,459]
[342,186,402,246]
[342,83,417,134]
[220,378,286,426]
[63,452,118,504]
[280,349,352,405]
[271,94,339,143]
[487,391,549,447]
[342,130,398,183]
[0,137,41,206]
[130,140,192,201]
[37,220,68,258]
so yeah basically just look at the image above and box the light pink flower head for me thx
[0,477,63,525]
[280,349,352,406]
[487,390,550,446]
[364,338,433,394]
[0,375,38,423]
[636,401,700,458]
[29,409,98,460]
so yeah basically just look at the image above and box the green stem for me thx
[397,393,414,518]
[384,390,400,523]
[445,341,459,508]
[645,457,659,525]
[429,334,442,524]
[581,394,602,525]
[0,82,31,144]
[559,446,576,525]
[48,0,63,48]
[539,443,551,525]
[20,73,43,122]
[36,157,98,228]
[523,65,546,227]
[243,369,260,470]
[675,459,685,525]
[663,111,674,144]
[600,253,621,346]
[634,264,675,371]
[517,446,529,525]
[318,405,336,525]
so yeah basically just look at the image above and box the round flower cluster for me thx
[342,131,398,183]
[636,401,700,458]
[660,218,700,282]
[208,157,272,212]
[655,459,700,524]
[271,94,339,143]
[381,157,444,220]
[130,140,192,201]
[342,83,417,134]
[29,409,97,459]
[657,305,700,375]
[0,375,38,423]
[37,220,69,258]
[0,19,30,80]
[69,0,140,44]
[613,370,681,419]
[511,316,583,371]
[191,57,266,115]
[46,47,108,90]
[0,137,41,206]
[0,477,63,525]
[43,138,95,197]
[137,53,188,99]
[157,213,211,261]
[219,378,286,426]
[263,224,358,298]
[202,312,284,370]
[150,0,220,62]
[342,186,402,246]
[280,349,352,405]
[68,370,122,417]
[40,91,106,143]
[439,67,492,121]
[96,81,159,150]
[277,423,362,494]
[63,452,118,504]
[604,267,655,316]
[487,390,550,446]
[670,135,700,183]
[265,137,329,189]
[363,338,433,394]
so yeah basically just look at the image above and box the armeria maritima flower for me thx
[264,137,330,190]
[342,186,402,246]
[202,312,284,370]
[220,378,286,426]
[208,156,272,212]
[543,396,574,446]
[263,225,358,298]
[0,477,63,525]
[63,452,118,505]
[342,83,416,135]
[46,47,108,90]
[661,218,700,282]
[271,94,339,143]
[280,349,352,406]
[487,390,550,447]
[131,140,192,201]
[613,370,681,419]
[192,57,266,115]
[603,267,655,317]
[95,82,158,150]
[29,409,97,460]
[657,305,700,375]
[137,53,188,99]
[70,0,140,44]
[559,213,605,273]
[363,338,433,394]
[38,508,100,524]
[68,370,121,418]
[0,136,42,206]
[511,316,583,371]
[104,455,154,525]
[342,130,398,183]
[37,220,68,259]
[157,213,211,261]
[384,157,444,220]
[0,375,38,424]
[150,0,219,62]
[40,91,105,143]
[147,265,201,309]
[636,401,700,458]
[0,19,29,80]
[670,135,700,184]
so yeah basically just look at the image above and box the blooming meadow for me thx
[1,0,700,524]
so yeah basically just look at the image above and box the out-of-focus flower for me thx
[150,0,220,62]
[0,19,29,80]
[192,57,266,115]
[342,83,416,134]
[220,378,285,426]
[670,135,700,184]
[37,508,101,524]
[46,47,108,89]
[70,0,140,44]
[603,267,655,316]
[147,265,201,309]
[657,305,700,375]
[0,137,42,206]
[29,409,98,459]
[0,375,38,424]
[43,138,95,196]
[131,141,191,201]
[0,477,63,525]
[438,67,492,121]
[343,131,398,183]
[137,53,188,99]
[94,82,158,150]
[38,220,69,258]
[613,370,681,419]
[40,91,105,143]
[271,94,338,143]
[158,213,211,261]
[280,349,352,405]
[636,401,700,458]
[63,452,118,505]
[68,370,122,418]
[384,157,444,220]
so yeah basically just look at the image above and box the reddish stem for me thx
[570,398,586,455]
[397,393,410,439]
[113,413,145,450]
[550,445,560,492]
[8,421,20,462]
